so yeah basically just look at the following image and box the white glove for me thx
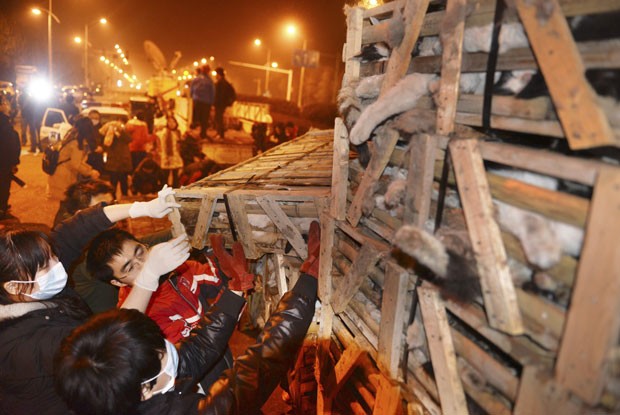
[135,235,191,291]
[129,185,181,218]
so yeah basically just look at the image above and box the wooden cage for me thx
[170,0,620,413]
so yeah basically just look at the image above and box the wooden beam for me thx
[515,366,583,415]
[331,117,350,221]
[315,197,334,304]
[556,168,620,404]
[224,193,259,259]
[373,374,402,415]
[449,138,524,334]
[514,0,616,149]
[332,243,383,314]
[378,262,410,379]
[418,286,469,415]
[190,195,217,249]
[323,345,366,400]
[273,253,287,300]
[256,195,307,258]
[404,133,436,226]
[435,0,466,135]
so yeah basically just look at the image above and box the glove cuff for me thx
[129,202,146,218]
[135,269,159,291]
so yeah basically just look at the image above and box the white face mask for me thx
[10,262,68,300]
[141,339,178,395]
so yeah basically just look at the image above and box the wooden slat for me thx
[224,193,259,259]
[435,0,467,135]
[373,374,402,415]
[556,168,620,404]
[418,285,469,415]
[326,345,366,400]
[332,243,383,314]
[514,0,616,149]
[165,193,186,237]
[378,262,410,379]
[315,197,334,304]
[331,117,350,221]
[450,138,524,334]
[190,195,217,249]
[404,133,436,226]
[515,366,583,415]
[273,253,287,300]
[256,196,307,258]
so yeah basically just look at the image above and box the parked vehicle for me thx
[39,106,129,145]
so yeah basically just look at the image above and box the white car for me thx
[40,106,130,144]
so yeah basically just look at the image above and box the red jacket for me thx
[126,119,153,152]
[118,259,222,343]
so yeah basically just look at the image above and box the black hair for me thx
[87,229,139,283]
[74,116,97,151]
[63,180,114,216]
[189,121,201,130]
[55,308,165,415]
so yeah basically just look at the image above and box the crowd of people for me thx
[0,85,322,413]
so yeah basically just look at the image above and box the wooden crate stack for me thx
[319,0,620,414]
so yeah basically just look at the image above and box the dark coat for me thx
[138,274,317,415]
[0,112,20,174]
[0,206,112,414]
[214,78,236,109]
[104,130,133,173]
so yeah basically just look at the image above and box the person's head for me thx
[65,94,75,104]
[88,110,101,127]
[166,115,178,130]
[0,227,65,304]
[136,110,146,122]
[87,229,147,286]
[215,67,225,80]
[201,65,211,77]
[63,180,114,216]
[187,122,201,138]
[55,308,174,415]
[74,116,97,150]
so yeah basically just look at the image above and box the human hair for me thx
[74,116,97,151]
[0,227,56,303]
[63,180,114,215]
[136,110,146,121]
[215,67,225,77]
[88,109,101,118]
[55,308,165,415]
[189,121,201,130]
[87,229,139,283]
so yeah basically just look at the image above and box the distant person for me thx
[22,93,42,154]
[190,65,215,138]
[47,119,101,202]
[0,94,21,220]
[213,67,236,139]
[17,92,29,146]
[131,156,165,195]
[60,94,80,125]
[100,120,132,199]
[126,111,153,170]
[86,110,105,174]
[180,122,204,167]
[155,115,183,188]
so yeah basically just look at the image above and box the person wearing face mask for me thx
[86,109,106,174]
[0,185,191,415]
[55,221,321,415]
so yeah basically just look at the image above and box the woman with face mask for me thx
[0,186,191,415]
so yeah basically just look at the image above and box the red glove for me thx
[300,221,321,279]
[209,234,255,292]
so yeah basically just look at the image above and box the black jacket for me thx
[0,112,20,174]
[138,274,317,415]
[0,206,111,415]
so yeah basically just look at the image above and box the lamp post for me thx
[253,38,273,96]
[285,24,307,108]
[75,18,107,87]
[32,1,61,83]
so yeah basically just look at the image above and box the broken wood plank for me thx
[326,345,366,400]
[418,285,469,415]
[224,193,259,259]
[165,193,187,237]
[333,243,383,314]
[378,262,410,379]
[190,195,217,249]
[450,138,524,334]
[315,197,334,304]
[404,133,437,226]
[435,0,467,135]
[556,168,620,405]
[515,366,584,415]
[256,195,307,258]
[273,253,287,300]
[514,0,616,149]
[331,117,350,221]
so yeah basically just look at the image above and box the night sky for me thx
[4,0,349,90]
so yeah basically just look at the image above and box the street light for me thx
[284,24,308,108]
[82,17,107,87]
[253,38,273,96]
[32,1,61,83]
